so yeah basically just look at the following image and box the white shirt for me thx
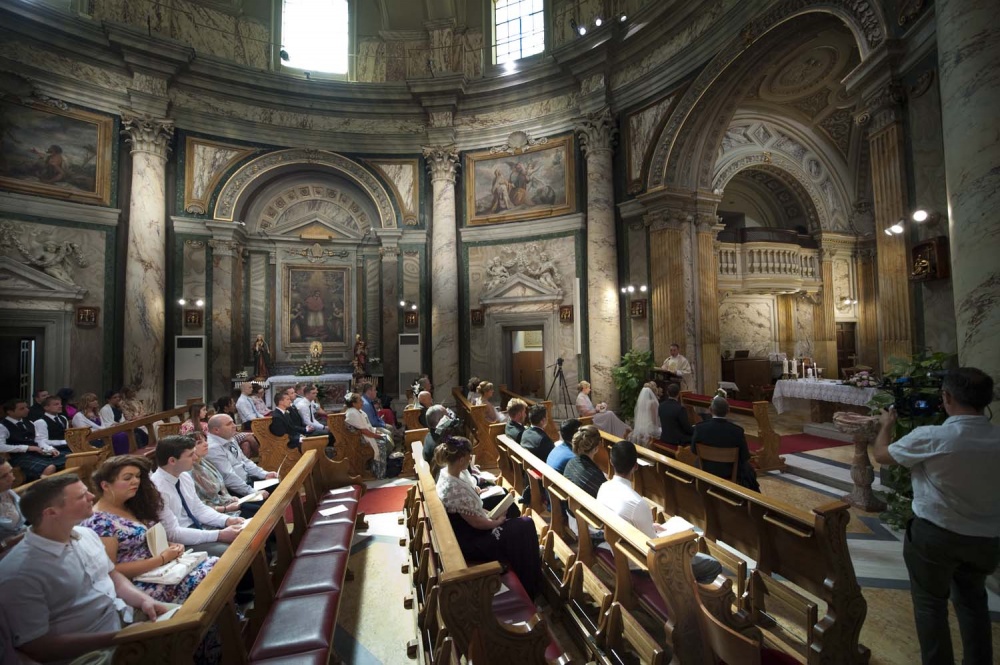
[294,396,323,430]
[99,404,126,427]
[204,432,267,496]
[150,468,227,544]
[889,414,1000,537]
[236,394,262,424]
[34,414,70,449]
[72,412,103,430]
[0,526,121,647]
[597,475,657,539]
[0,416,33,454]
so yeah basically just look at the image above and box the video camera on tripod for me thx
[883,371,946,418]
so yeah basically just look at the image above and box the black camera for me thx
[884,372,944,418]
[556,357,564,366]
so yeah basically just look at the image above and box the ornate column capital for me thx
[121,110,174,160]
[576,108,618,158]
[855,81,905,133]
[422,145,459,184]
[208,238,242,257]
[379,245,401,260]
[695,213,724,236]
[643,209,688,232]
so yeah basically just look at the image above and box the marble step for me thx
[782,452,887,495]
[802,422,855,443]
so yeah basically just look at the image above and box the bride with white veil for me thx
[630,383,661,447]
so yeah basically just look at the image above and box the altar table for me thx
[233,373,353,407]
[772,379,876,422]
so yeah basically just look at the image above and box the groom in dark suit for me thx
[269,388,308,450]
[690,396,759,491]
[520,404,554,462]
[658,383,693,447]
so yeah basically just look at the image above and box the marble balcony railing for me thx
[716,242,821,293]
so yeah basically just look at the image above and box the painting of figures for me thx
[465,135,575,225]
[283,266,350,350]
[0,100,113,205]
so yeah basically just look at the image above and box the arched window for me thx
[280,0,350,75]
[493,0,545,65]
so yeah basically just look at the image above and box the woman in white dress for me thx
[71,392,104,430]
[476,381,507,423]
[630,384,661,448]
[344,392,390,479]
[575,380,631,438]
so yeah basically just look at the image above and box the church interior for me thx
[0,0,998,663]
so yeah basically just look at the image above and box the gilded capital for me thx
[576,108,618,158]
[121,110,174,160]
[422,145,459,184]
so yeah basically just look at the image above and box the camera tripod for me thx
[544,359,574,421]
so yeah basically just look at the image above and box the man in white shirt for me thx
[34,395,72,453]
[661,343,693,391]
[204,414,277,497]
[0,474,169,663]
[235,381,265,428]
[874,367,1000,665]
[0,398,62,480]
[597,439,722,583]
[99,390,127,428]
[151,436,243,557]
[294,384,330,436]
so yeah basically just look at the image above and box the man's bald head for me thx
[207,413,234,433]
[418,391,433,407]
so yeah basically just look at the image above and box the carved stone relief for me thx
[0,221,90,287]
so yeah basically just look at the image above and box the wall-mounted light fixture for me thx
[178,297,205,307]
[620,284,648,295]
[399,299,418,311]
[885,208,943,236]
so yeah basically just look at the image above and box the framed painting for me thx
[0,99,114,205]
[465,135,576,225]
[282,265,350,351]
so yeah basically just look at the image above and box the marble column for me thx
[379,241,401,397]
[207,230,241,401]
[577,110,621,406]
[855,245,880,370]
[813,249,838,375]
[647,214,687,365]
[121,112,173,411]
[423,145,460,402]
[938,0,1000,418]
[858,85,912,370]
[695,216,723,393]
[777,294,796,358]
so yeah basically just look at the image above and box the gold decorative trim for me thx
[183,136,257,215]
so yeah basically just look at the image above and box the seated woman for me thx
[190,434,259,519]
[465,376,481,404]
[56,387,78,421]
[435,436,542,598]
[0,460,27,550]
[575,380,631,438]
[629,383,661,448]
[99,390,131,455]
[249,383,269,419]
[562,425,608,499]
[83,455,217,603]
[344,392,390,479]
[120,385,149,447]
[215,394,259,459]
[179,402,208,440]
[476,381,508,424]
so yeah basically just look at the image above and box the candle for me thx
[782,358,789,375]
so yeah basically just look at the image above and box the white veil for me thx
[631,386,661,445]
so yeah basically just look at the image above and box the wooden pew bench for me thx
[107,438,367,664]
[407,441,573,664]
[450,386,499,468]
[680,391,785,471]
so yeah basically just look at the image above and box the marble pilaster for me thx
[695,217,723,393]
[121,111,173,412]
[813,249,838,375]
[858,85,912,370]
[423,145,460,403]
[777,294,796,358]
[937,0,1000,418]
[855,246,880,370]
[648,213,687,365]
[208,233,241,400]
[577,109,620,406]
[378,233,402,397]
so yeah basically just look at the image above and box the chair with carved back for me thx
[403,407,424,431]
[250,417,301,473]
[696,592,799,665]
[693,445,740,482]
[65,426,113,466]
[156,421,182,439]
[327,411,374,479]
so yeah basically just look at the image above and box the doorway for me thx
[0,330,42,400]
[503,327,544,397]
[836,322,857,374]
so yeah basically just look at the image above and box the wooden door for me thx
[836,322,857,373]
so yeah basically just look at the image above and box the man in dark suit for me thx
[504,398,527,443]
[690,397,759,491]
[269,388,308,450]
[520,404,554,462]
[658,383,693,447]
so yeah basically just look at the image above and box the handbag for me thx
[135,550,208,585]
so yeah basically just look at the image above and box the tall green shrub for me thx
[611,349,653,420]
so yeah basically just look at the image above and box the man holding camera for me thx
[873,367,1000,665]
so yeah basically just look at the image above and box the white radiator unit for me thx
[399,333,421,397]
[174,336,206,407]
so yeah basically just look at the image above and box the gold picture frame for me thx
[282,265,351,352]
[464,135,576,226]
[0,99,114,206]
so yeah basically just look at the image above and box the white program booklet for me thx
[655,515,696,537]
[253,478,280,491]
[145,522,168,558]
[318,504,349,517]
[487,491,516,520]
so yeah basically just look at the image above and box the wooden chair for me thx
[694,445,740,482]
[250,417,301,473]
[156,421,182,438]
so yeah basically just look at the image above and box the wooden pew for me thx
[680,391,785,472]
[592,429,868,664]
[403,406,424,431]
[499,385,559,441]
[250,416,302,473]
[326,411,375,479]
[450,386,498,468]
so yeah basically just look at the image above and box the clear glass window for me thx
[494,0,545,64]
[281,0,349,74]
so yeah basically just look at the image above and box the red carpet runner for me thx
[747,432,847,455]
[358,484,412,515]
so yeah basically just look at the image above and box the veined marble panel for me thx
[0,41,130,93]
[211,253,235,397]
[794,296,815,358]
[405,40,431,80]
[719,295,777,359]
[235,18,270,70]
[627,223,649,352]
[368,160,418,226]
[357,39,386,83]
[626,94,675,186]
[402,249,421,303]
[182,240,207,332]
[461,29,484,80]
[248,252,267,352]
[832,257,857,321]
[186,138,255,215]
[365,258,381,356]
[454,93,579,129]
[682,224,696,359]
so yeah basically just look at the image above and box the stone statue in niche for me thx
[0,221,89,285]
[352,334,368,378]
[252,334,271,379]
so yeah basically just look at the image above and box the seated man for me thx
[361,381,402,449]
[520,404,555,462]
[690,396,759,491]
[504,398,528,443]
[205,414,278,498]
[0,398,63,481]
[599,440,723,583]
[416,390,434,428]
[27,389,48,422]
[151,436,243,557]
[422,404,449,466]
[658,382,693,447]
[546,418,581,474]
[33,395,73,457]
[235,381,266,429]
[293,384,330,437]
[270,388,310,451]
[0,475,170,664]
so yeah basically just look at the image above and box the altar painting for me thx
[283,266,350,350]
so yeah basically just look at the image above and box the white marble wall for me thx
[210,245,236,400]
[424,147,460,401]
[719,296,777,359]
[794,297,815,358]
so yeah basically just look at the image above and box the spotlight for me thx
[619,14,627,22]
[595,17,603,27]
[889,222,904,234]
[884,228,893,236]
[578,25,587,35]
[627,285,635,293]
[620,287,627,294]
[178,298,187,306]
[912,209,929,222]
[195,299,204,307]
[639,285,648,293]
[411,303,418,311]
[399,299,407,307]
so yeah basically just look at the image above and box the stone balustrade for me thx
[717,241,821,292]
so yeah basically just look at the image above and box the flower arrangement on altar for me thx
[296,341,324,376]
[845,370,879,388]
[234,371,249,381]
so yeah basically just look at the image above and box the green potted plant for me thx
[611,349,653,420]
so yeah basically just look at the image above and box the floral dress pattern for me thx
[82,510,217,604]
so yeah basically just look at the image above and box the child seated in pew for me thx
[598,440,723,584]
[435,436,543,598]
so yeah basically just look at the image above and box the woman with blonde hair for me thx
[71,392,103,430]
[476,381,507,424]
[575,380,630,438]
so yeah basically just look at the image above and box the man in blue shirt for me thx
[546,418,581,474]
[361,382,402,450]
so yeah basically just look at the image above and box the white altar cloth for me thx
[772,379,877,414]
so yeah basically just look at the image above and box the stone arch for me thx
[646,0,886,192]
[213,148,399,227]
[715,158,826,234]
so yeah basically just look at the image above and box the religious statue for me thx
[310,340,324,362]
[252,334,271,379]
[484,257,509,291]
[911,255,932,278]
[352,334,368,378]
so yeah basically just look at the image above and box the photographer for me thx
[873,367,1000,665]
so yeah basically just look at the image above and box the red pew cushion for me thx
[595,546,669,620]
[492,571,565,662]
[248,593,339,660]
[296,523,354,556]
[249,649,329,665]
[277,551,349,599]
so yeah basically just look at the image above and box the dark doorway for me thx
[836,322,857,375]
[0,329,42,400]
[503,327,544,398]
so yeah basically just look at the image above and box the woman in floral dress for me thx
[83,455,216,603]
